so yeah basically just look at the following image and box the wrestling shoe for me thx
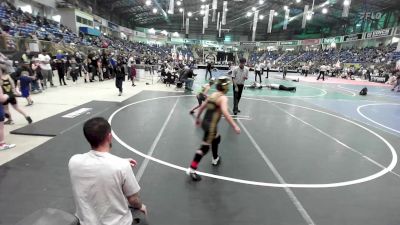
[4,120,14,125]
[0,143,16,151]
[189,110,195,115]
[26,116,33,124]
[211,156,221,166]
[186,168,201,181]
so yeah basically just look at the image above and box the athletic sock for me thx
[190,153,203,170]
[211,136,221,159]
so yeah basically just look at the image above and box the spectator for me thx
[69,117,147,225]
[38,49,54,88]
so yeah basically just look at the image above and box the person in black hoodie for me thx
[205,61,212,80]
[115,60,125,96]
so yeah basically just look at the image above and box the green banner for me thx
[279,40,298,46]
[322,36,342,44]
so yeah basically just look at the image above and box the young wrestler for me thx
[0,66,32,124]
[187,76,241,181]
[189,78,215,115]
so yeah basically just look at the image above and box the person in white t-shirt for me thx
[69,117,147,225]
[317,64,326,81]
[38,49,54,88]
[127,55,134,80]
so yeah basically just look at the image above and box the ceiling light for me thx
[296,0,301,2]
[252,7,257,11]
[200,10,205,14]
[259,0,264,4]
[176,1,181,6]
[225,8,228,12]
[145,0,151,6]
[167,10,173,14]
[152,8,158,13]
[201,5,205,9]
[246,12,252,17]
[201,0,206,2]
[274,12,278,16]
[259,15,264,20]
[187,11,193,17]
[306,13,312,20]
[179,8,183,12]
[284,5,288,10]
[322,8,328,14]
[343,0,350,6]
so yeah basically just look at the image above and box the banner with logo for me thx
[359,12,383,20]
[343,33,363,42]
[302,39,320,45]
[119,26,133,35]
[183,39,199,44]
[259,41,279,46]
[279,40,298,46]
[322,36,342,44]
[364,28,393,39]
[240,41,257,46]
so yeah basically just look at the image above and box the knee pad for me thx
[199,144,210,155]
[212,135,221,145]
[5,113,10,119]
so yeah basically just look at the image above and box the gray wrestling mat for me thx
[10,101,117,137]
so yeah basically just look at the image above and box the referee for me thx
[232,58,248,115]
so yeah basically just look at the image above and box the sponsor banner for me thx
[359,12,383,20]
[240,41,257,46]
[322,36,342,44]
[365,28,393,39]
[302,39,320,45]
[279,40,298,46]
[183,39,199,44]
[170,37,184,43]
[93,15,103,23]
[119,26,133,35]
[343,33,363,42]
[259,41,279,46]
[202,40,219,47]
[108,21,119,30]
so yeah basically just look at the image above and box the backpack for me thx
[359,87,368,96]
